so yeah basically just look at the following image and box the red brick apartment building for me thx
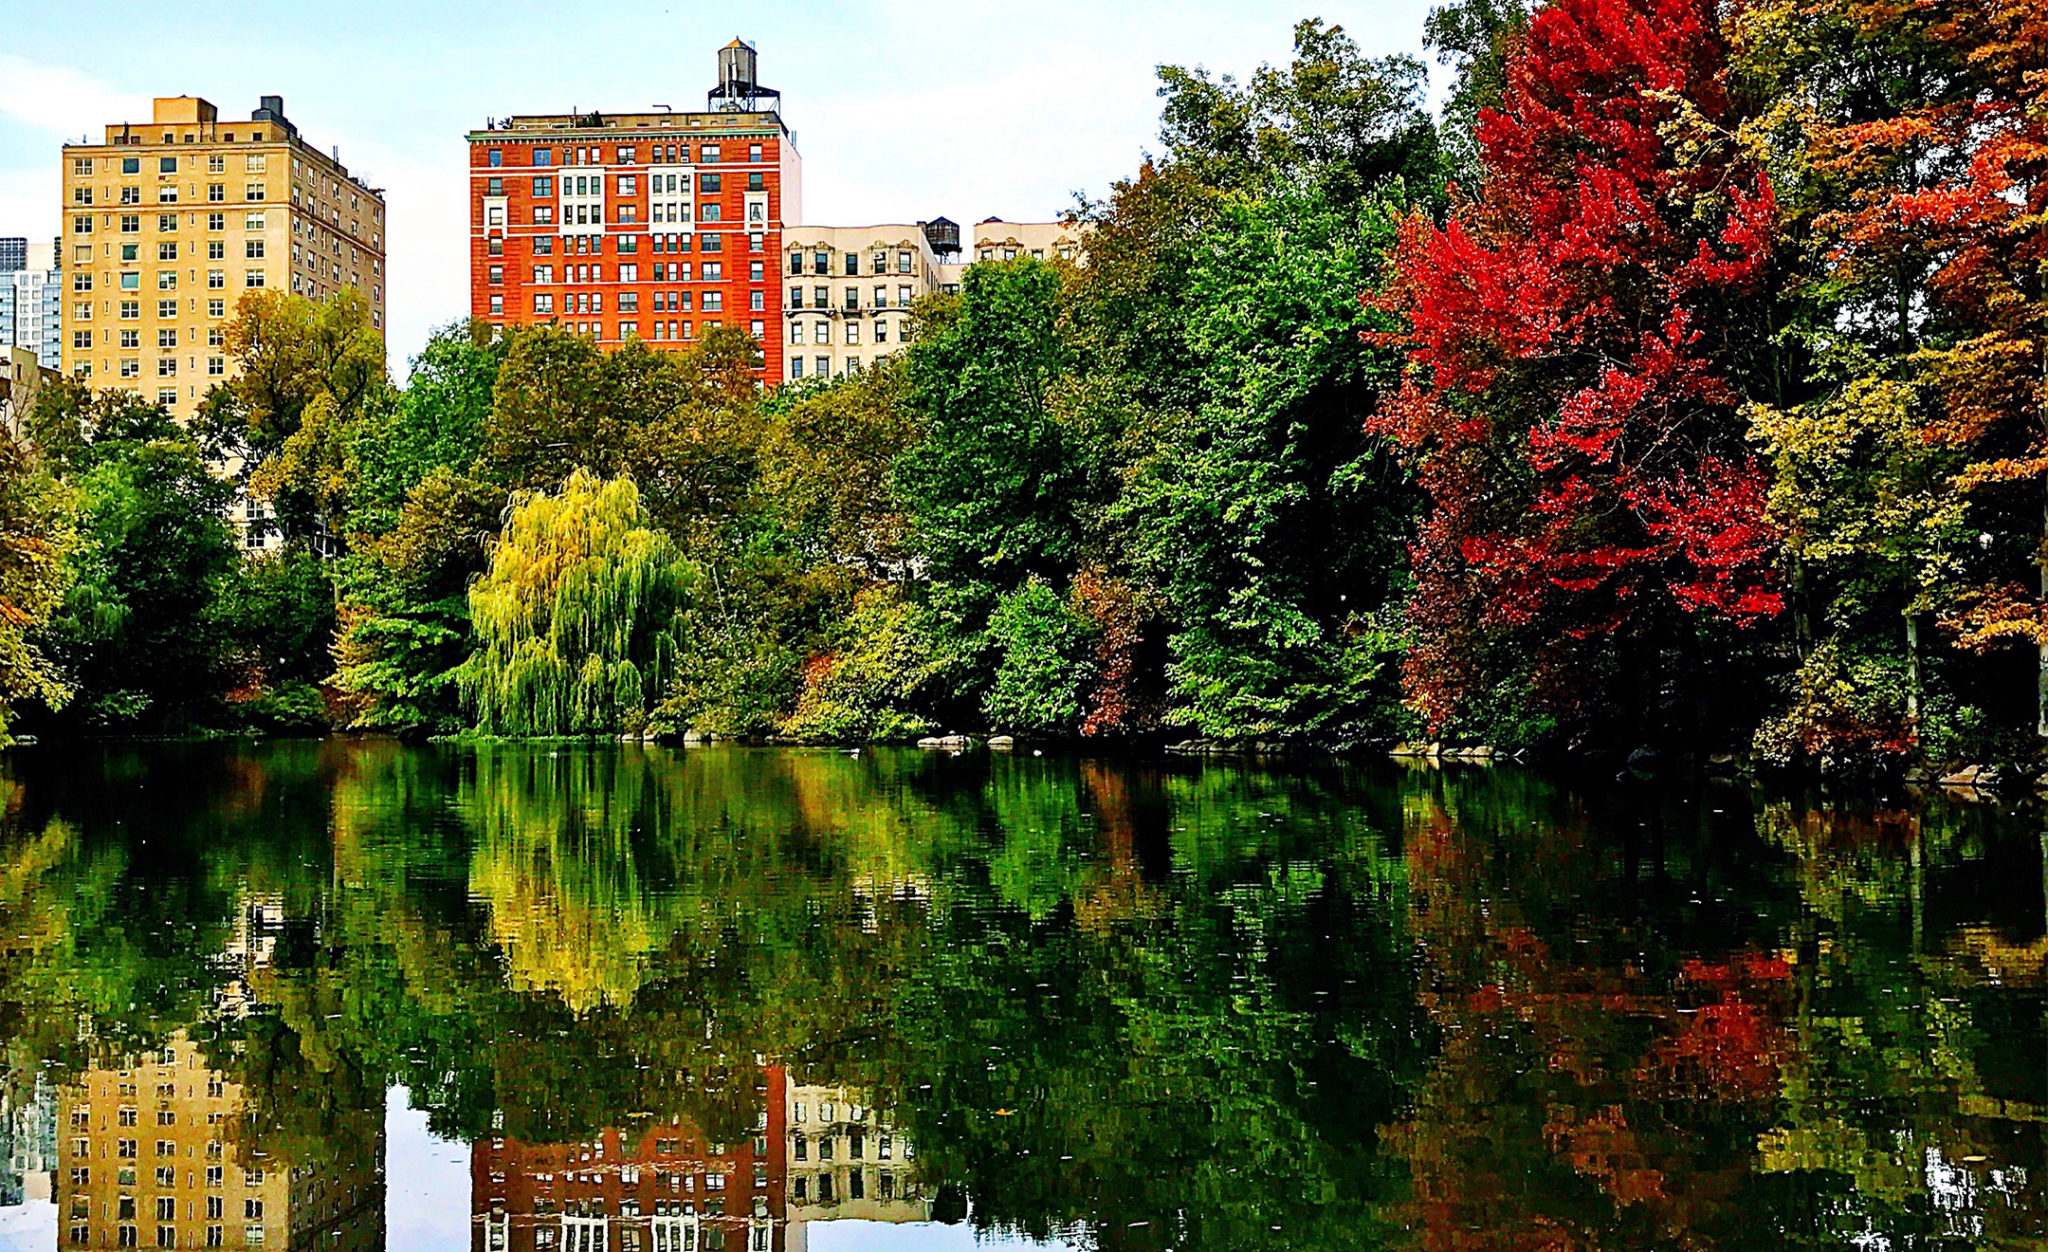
[467,40,800,383]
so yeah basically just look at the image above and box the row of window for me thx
[788,250,919,277]
[531,290,735,315]
[75,154,267,176]
[99,1197,262,1220]
[71,1222,260,1247]
[482,232,764,261]
[488,261,760,285]
[77,298,233,322]
[487,200,765,228]
[74,327,225,349]
[481,172,764,198]
[66,1164,253,1188]
[481,314,779,347]
[789,1169,903,1203]
[789,285,919,310]
[790,319,904,346]
[789,356,878,381]
[485,141,766,169]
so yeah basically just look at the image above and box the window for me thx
[74,272,93,291]
[244,270,265,288]
[122,157,140,174]
[747,172,763,192]
[619,263,638,282]
[488,294,504,315]
[534,148,553,166]
[620,175,637,195]
[245,154,266,173]
[121,186,141,206]
[207,212,224,231]
[208,154,224,173]
[72,213,93,236]
[73,330,92,350]
[487,148,502,167]
[847,322,860,345]
[749,290,763,311]
[245,212,265,231]
[158,298,176,319]
[120,272,141,291]
[812,251,828,276]
[75,157,93,175]
[157,329,177,349]
[748,143,763,163]
[700,203,720,222]
[120,301,140,319]
[619,292,638,312]
[158,186,178,203]
[702,144,720,163]
[244,1200,262,1219]
[245,183,266,201]
[245,240,265,258]
[702,291,722,312]
[159,269,178,289]
[158,212,177,232]
[73,186,92,205]
[156,1198,175,1221]
[207,299,225,317]
[534,294,554,314]
[120,215,140,234]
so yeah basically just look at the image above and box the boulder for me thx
[987,735,1017,750]
[1939,765,1983,786]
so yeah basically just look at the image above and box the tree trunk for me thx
[1904,609,1920,725]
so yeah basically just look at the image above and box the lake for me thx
[0,740,2039,1250]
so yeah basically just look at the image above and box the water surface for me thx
[0,741,2038,1250]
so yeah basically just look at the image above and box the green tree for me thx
[28,387,237,729]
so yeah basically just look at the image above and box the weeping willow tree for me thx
[460,470,693,735]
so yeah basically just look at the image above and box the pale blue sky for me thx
[0,1,1442,372]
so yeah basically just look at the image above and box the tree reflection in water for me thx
[0,743,2035,1250]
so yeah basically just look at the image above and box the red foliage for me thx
[1370,0,1783,733]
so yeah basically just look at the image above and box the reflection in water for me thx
[0,743,2032,1250]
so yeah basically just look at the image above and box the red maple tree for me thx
[1371,0,1784,737]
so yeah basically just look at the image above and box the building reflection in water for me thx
[782,1082,927,1249]
[57,1033,384,1250]
[56,894,385,1249]
[473,1073,934,1252]
[474,1066,787,1252]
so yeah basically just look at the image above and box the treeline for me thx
[0,0,2041,771]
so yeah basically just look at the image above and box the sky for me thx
[0,0,1442,373]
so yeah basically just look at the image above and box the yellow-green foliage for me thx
[460,470,694,735]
